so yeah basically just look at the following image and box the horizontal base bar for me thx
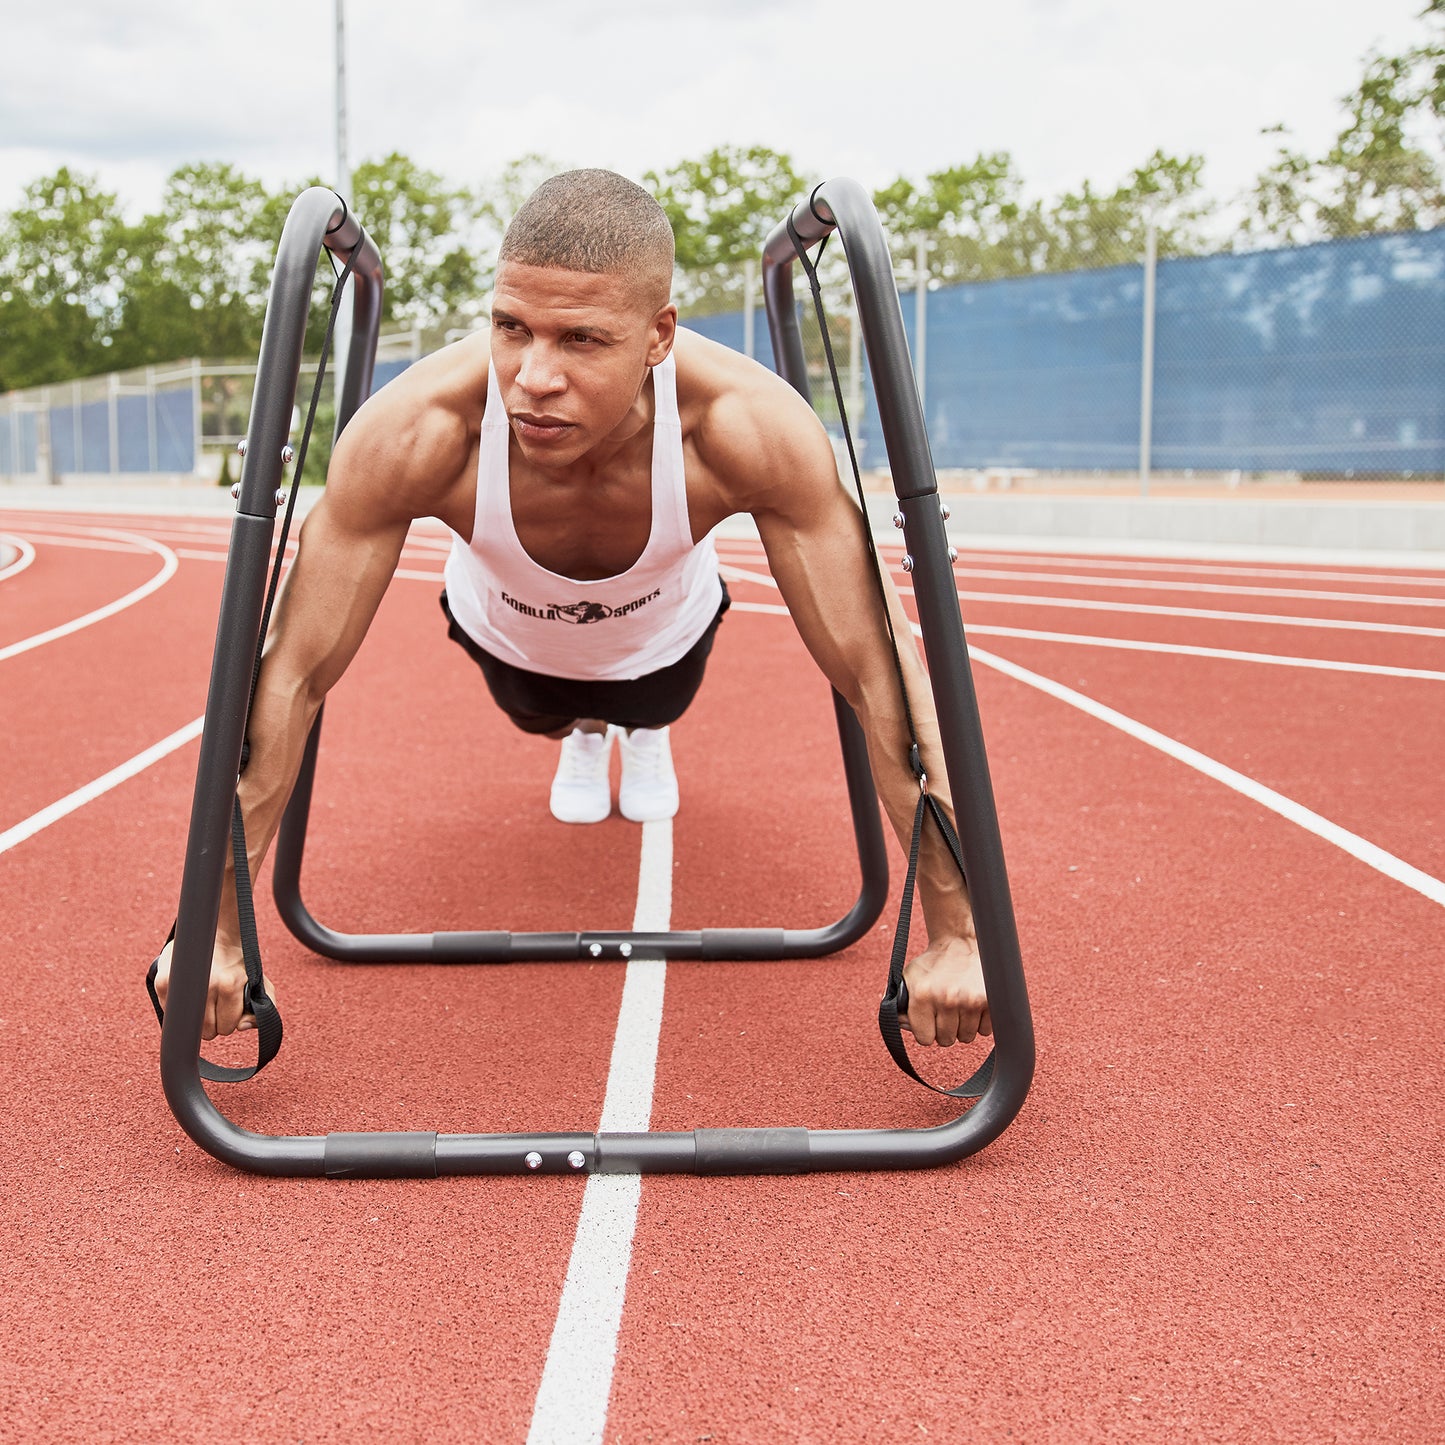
[271,1121,991,1178]
[326,927,800,963]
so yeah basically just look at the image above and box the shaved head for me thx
[499,169,675,312]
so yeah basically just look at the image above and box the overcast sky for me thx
[0,0,1431,219]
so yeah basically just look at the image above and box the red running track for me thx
[1,504,1441,1443]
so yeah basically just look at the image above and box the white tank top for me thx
[442,351,722,682]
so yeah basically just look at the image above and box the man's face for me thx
[489,261,676,467]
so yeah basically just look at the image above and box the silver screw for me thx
[619,942,633,958]
[892,512,905,529]
[524,1151,542,1170]
[947,546,959,563]
[230,482,241,501]
[588,943,602,958]
[901,555,914,573]
[275,489,288,507]
[939,501,951,520]
[567,1151,585,1169]
[281,445,295,465]
[236,439,247,457]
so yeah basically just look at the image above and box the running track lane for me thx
[610,603,1443,1443]
[0,567,656,1439]
[2,511,1441,1440]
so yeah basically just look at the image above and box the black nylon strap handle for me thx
[786,220,994,1099]
[146,241,358,1081]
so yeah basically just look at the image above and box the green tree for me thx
[645,145,808,312]
[110,160,284,369]
[1246,5,1444,242]
[873,152,1032,280]
[348,152,483,326]
[1024,150,1212,273]
[0,167,128,390]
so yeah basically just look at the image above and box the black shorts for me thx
[440,583,730,734]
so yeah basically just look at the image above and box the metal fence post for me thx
[38,390,54,485]
[742,258,757,360]
[71,379,83,473]
[108,372,120,474]
[146,366,159,472]
[190,358,203,475]
[1139,216,1157,497]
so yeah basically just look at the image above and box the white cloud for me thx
[0,0,1430,222]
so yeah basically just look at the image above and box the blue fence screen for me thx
[687,229,1445,476]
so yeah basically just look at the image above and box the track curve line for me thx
[0,526,180,663]
[0,534,37,582]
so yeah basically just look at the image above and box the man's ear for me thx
[646,305,678,367]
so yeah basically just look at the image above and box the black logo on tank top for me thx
[500,588,661,623]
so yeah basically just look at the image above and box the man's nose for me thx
[516,342,565,397]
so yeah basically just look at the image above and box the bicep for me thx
[263,491,410,702]
[756,481,911,711]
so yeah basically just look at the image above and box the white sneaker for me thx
[618,726,679,823]
[549,727,613,824]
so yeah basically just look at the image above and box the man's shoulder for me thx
[673,327,832,506]
[330,335,487,516]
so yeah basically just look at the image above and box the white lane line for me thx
[0,717,204,857]
[722,595,1444,903]
[944,565,1445,609]
[0,528,180,663]
[4,531,151,554]
[919,585,1445,640]
[903,549,1445,591]
[526,819,672,1445]
[961,637,1445,908]
[721,561,1445,639]
[727,600,1445,682]
[0,535,36,581]
[714,542,1445,591]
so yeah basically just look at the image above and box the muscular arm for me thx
[154,360,475,1038]
[699,373,987,1048]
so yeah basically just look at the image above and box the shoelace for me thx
[561,733,610,782]
[622,732,668,781]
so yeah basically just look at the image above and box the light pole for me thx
[331,0,353,421]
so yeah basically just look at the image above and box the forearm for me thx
[856,676,974,945]
[213,657,324,945]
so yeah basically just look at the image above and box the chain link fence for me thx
[4,224,1441,488]
[680,223,1445,488]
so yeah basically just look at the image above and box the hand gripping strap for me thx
[873,788,995,1100]
[144,798,284,1083]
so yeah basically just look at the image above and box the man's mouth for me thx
[511,412,573,439]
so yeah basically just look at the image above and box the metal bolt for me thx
[275,489,288,507]
[524,1151,542,1170]
[939,501,951,520]
[947,546,959,563]
[236,439,247,457]
[901,555,914,573]
[230,482,241,501]
[588,943,602,958]
[618,942,633,959]
[281,445,295,465]
[567,1151,586,1170]
[892,512,905,529]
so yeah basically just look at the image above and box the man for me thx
[153,169,990,1054]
